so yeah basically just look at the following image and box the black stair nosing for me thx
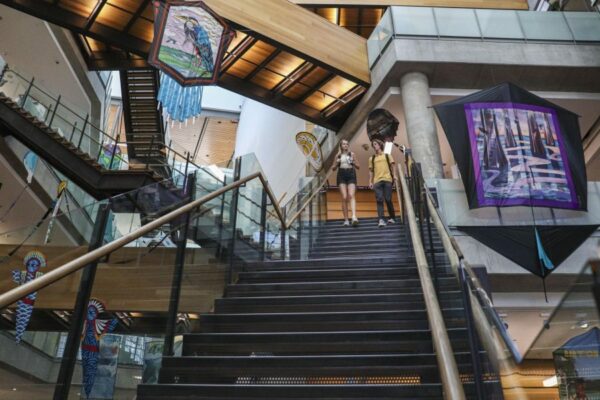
[183,327,468,342]
[199,308,465,321]
[218,291,462,304]
[137,383,446,399]
[226,277,457,292]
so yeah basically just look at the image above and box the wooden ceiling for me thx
[0,0,372,130]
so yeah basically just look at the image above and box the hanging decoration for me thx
[433,83,594,289]
[554,327,600,399]
[43,180,68,244]
[81,298,118,399]
[433,82,587,211]
[23,151,38,184]
[367,108,399,143]
[149,0,234,122]
[457,225,599,279]
[295,131,323,172]
[10,251,46,343]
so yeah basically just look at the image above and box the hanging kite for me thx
[433,82,587,211]
[367,108,399,143]
[43,180,68,244]
[296,131,323,172]
[81,298,118,399]
[10,251,46,343]
[149,0,234,122]
[433,83,596,282]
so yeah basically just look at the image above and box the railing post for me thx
[53,203,111,400]
[227,157,242,284]
[281,206,287,260]
[19,77,34,108]
[308,194,313,256]
[77,114,89,150]
[48,95,61,127]
[458,260,485,399]
[259,189,267,261]
[69,121,78,143]
[216,174,228,260]
[163,173,195,357]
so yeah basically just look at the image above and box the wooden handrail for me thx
[397,162,466,400]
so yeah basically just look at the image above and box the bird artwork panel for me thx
[151,1,231,84]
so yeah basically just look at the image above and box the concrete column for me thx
[400,72,444,179]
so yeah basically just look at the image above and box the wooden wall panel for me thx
[0,246,226,313]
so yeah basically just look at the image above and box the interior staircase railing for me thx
[397,154,467,400]
[398,149,600,399]
[0,67,198,184]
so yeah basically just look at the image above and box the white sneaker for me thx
[343,220,350,226]
[387,218,396,224]
[351,218,359,227]
[378,219,386,227]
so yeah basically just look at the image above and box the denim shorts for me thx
[336,168,357,185]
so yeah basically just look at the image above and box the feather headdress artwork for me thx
[11,251,46,343]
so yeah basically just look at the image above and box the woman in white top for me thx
[332,139,360,226]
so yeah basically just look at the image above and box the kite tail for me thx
[535,228,554,270]
[14,299,34,343]
[82,349,99,398]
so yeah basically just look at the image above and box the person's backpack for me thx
[370,154,394,182]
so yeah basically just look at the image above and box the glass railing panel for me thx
[433,8,480,38]
[476,9,524,40]
[391,6,437,37]
[523,263,598,399]
[564,12,600,42]
[0,201,108,398]
[518,11,573,41]
[367,7,394,68]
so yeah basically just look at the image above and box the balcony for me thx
[368,7,600,69]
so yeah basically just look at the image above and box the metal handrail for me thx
[414,163,523,364]
[397,161,466,400]
[0,171,286,309]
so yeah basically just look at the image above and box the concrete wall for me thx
[234,99,308,202]
[0,5,106,127]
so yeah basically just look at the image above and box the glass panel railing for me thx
[433,8,480,38]
[517,11,573,42]
[0,68,130,172]
[367,7,600,68]
[476,9,524,40]
[524,263,599,399]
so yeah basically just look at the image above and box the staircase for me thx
[137,218,500,399]
[120,69,167,172]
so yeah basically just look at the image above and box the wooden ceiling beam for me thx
[246,49,282,81]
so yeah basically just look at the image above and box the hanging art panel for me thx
[434,83,587,211]
[149,1,234,122]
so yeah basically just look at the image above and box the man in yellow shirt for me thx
[368,139,397,227]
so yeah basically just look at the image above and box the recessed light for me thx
[543,376,558,387]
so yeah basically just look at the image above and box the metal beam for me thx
[221,36,258,73]
[298,72,335,103]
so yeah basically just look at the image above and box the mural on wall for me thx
[10,251,46,343]
[149,1,234,122]
[81,298,118,399]
[295,131,323,172]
